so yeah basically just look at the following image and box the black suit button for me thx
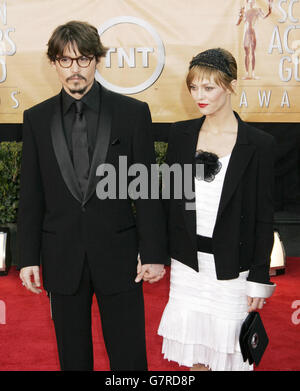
[81,206,86,212]
[240,215,244,219]
[239,241,243,246]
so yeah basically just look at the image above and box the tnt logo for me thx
[0,300,6,324]
[96,16,165,94]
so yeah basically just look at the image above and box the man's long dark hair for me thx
[47,20,107,63]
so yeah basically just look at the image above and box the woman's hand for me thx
[135,256,166,283]
[247,296,265,312]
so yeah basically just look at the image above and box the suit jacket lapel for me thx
[180,118,204,244]
[50,94,83,203]
[216,114,255,219]
[83,86,112,205]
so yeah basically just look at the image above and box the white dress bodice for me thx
[195,154,231,238]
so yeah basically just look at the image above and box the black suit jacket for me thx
[165,112,275,285]
[17,83,169,295]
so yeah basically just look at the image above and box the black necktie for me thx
[72,100,90,196]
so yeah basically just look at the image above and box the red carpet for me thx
[0,258,299,371]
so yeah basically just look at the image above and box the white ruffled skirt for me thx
[158,253,253,371]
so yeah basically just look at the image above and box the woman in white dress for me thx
[158,48,276,371]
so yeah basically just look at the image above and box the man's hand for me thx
[20,266,42,294]
[135,256,166,284]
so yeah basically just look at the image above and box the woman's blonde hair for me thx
[186,48,237,93]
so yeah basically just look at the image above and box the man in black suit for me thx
[17,21,168,371]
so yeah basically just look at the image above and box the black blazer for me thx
[17,83,169,295]
[165,112,275,285]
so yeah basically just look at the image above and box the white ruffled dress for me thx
[158,154,269,371]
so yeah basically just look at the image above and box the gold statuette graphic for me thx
[237,0,273,79]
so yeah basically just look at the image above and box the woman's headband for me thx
[189,48,233,78]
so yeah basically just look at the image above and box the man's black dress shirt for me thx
[61,80,101,163]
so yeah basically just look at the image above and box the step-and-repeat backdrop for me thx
[0,0,299,123]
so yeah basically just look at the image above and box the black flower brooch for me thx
[195,150,222,182]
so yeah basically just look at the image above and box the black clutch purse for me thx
[239,311,269,366]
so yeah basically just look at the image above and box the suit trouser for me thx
[50,260,148,371]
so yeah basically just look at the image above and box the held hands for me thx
[247,296,266,312]
[135,256,166,284]
[20,266,42,294]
